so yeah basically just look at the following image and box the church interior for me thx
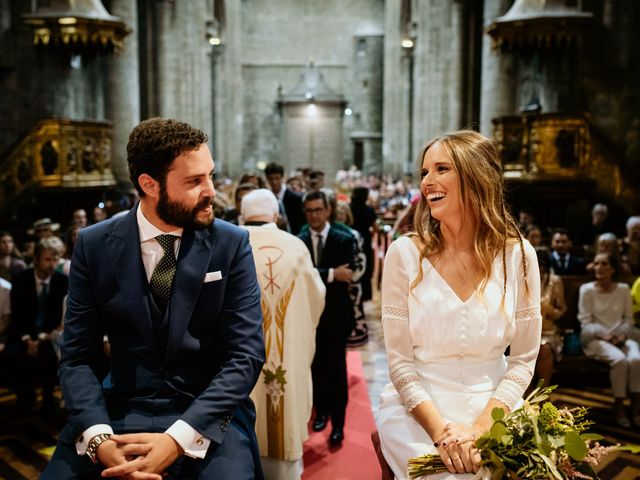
[1,0,640,478]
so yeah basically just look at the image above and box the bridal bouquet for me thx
[408,384,618,479]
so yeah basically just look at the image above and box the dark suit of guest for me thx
[283,188,304,235]
[549,252,586,275]
[299,225,355,431]
[7,267,68,407]
[43,207,265,479]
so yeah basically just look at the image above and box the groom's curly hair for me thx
[127,118,208,196]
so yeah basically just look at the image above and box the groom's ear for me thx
[138,173,160,198]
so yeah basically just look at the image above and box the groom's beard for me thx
[157,188,214,231]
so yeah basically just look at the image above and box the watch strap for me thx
[86,433,111,464]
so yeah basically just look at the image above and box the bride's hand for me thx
[434,423,483,473]
[434,422,480,447]
[435,440,480,474]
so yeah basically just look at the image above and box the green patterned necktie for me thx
[150,234,178,311]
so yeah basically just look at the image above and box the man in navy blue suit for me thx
[43,118,265,479]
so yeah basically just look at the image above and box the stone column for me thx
[449,0,466,131]
[352,35,383,175]
[479,0,515,136]
[382,0,409,178]
[155,0,212,135]
[412,2,468,150]
[214,0,243,178]
[107,0,140,187]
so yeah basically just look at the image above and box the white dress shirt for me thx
[311,222,334,283]
[76,205,211,459]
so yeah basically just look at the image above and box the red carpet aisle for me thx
[302,350,380,480]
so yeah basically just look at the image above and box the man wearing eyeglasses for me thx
[298,190,355,447]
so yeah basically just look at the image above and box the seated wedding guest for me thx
[621,215,640,276]
[28,218,61,240]
[632,276,640,323]
[549,229,586,275]
[530,247,566,391]
[587,233,631,281]
[578,251,640,428]
[583,203,613,246]
[7,237,68,413]
[0,232,26,281]
[377,130,541,478]
[241,189,325,480]
[525,224,543,247]
[0,276,11,385]
[21,237,36,266]
[92,205,108,223]
[517,207,535,232]
[70,208,88,229]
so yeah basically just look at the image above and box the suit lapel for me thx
[300,230,313,257]
[320,227,337,268]
[108,208,159,359]
[165,225,215,364]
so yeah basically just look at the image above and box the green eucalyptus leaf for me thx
[581,433,603,442]
[539,453,564,480]
[565,430,589,461]
[488,449,505,469]
[491,422,508,442]
[492,407,506,421]
[538,439,552,456]
[548,435,565,448]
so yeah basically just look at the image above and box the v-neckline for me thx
[424,257,478,305]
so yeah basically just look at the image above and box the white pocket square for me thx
[204,271,223,283]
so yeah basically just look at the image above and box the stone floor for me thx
[357,289,389,417]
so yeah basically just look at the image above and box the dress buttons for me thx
[196,438,204,446]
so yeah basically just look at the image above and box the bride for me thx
[377,131,542,479]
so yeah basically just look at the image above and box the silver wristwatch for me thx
[86,433,111,464]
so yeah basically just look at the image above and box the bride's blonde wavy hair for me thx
[409,130,528,303]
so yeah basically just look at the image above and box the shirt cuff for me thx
[328,267,334,283]
[166,420,210,459]
[76,424,113,455]
[21,334,31,342]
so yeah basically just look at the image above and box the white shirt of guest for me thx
[75,205,211,459]
[275,184,286,202]
[311,222,335,283]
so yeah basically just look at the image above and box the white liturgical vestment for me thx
[244,223,325,479]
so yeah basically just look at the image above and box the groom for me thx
[43,118,265,479]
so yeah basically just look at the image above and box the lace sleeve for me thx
[493,241,542,410]
[381,240,430,411]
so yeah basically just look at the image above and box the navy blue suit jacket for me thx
[58,207,265,448]
[299,225,356,335]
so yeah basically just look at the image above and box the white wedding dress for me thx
[376,237,541,480]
